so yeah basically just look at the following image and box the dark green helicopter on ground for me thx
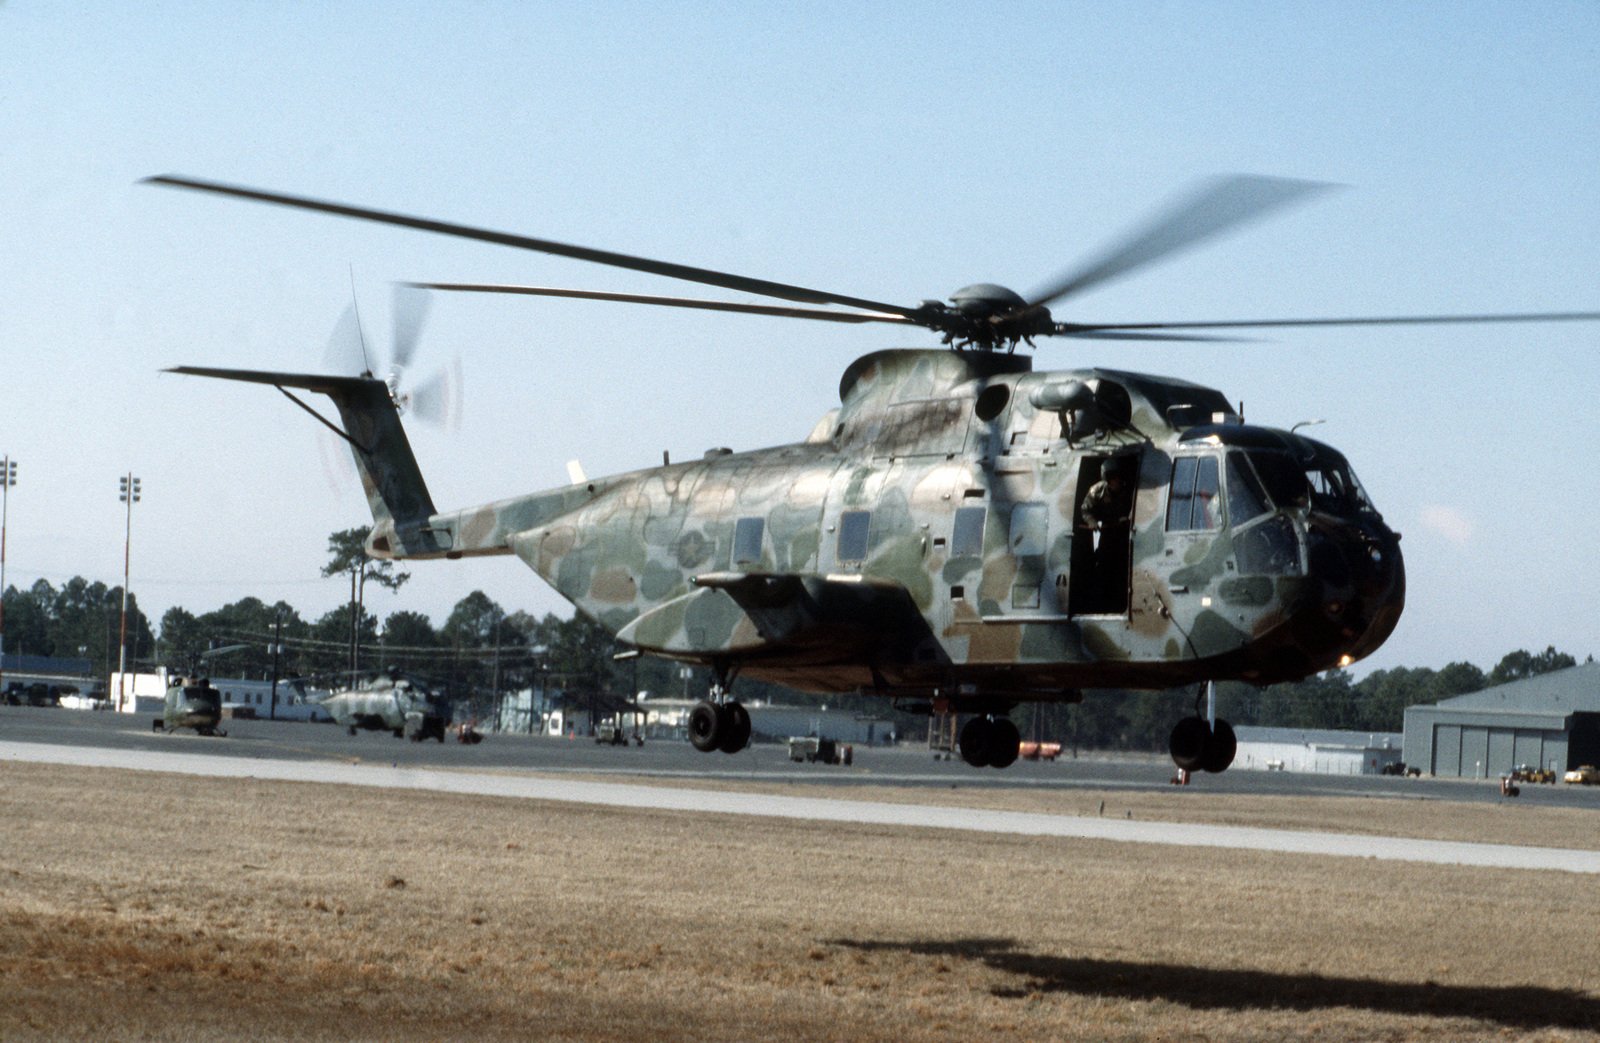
[317,669,450,742]
[152,676,225,736]
[151,643,248,735]
[148,174,1600,774]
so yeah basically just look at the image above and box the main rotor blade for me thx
[1052,329,1242,343]
[1056,311,1600,335]
[1027,175,1335,308]
[145,174,925,320]
[411,282,919,326]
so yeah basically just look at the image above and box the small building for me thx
[211,677,332,722]
[1403,663,1600,778]
[1233,726,1403,774]
[109,670,168,713]
[747,704,897,746]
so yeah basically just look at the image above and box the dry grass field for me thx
[3,760,1597,1042]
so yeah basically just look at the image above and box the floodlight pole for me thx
[116,473,141,711]
[0,455,15,696]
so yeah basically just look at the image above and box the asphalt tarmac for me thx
[7,704,1600,874]
[3,703,1597,809]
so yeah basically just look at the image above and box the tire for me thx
[958,716,993,768]
[1200,718,1237,773]
[988,718,1021,769]
[348,725,358,737]
[719,701,751,754]
[688,700,724,753]
[1169,716,1208,772]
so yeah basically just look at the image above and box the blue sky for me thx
[1,2,1596,675]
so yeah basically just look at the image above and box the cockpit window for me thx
[1167,455,1221,532]
[1225,452,1270,525]
[1248,450,1372,515]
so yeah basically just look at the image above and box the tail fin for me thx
[168,366,448,557]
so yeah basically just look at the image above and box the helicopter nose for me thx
[1290,519,1405,669]
[1343,523,1406,662]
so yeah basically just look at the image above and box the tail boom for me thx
[168,366,445,556]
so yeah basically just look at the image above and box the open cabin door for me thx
[1067,453,1139,617]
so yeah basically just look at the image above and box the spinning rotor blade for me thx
[406,359,463,429]
[323,303,370,375]
[1027,175,1335,308]
[411,282,919,326]
[145,174,923,319]
[391,283,432,372]
[1056,311,1600,336]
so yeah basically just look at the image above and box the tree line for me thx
[1,527,1588,743]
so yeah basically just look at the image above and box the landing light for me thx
[1338,654,1354,668]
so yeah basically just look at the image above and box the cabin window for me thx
[951,506,986,557]
[1167,456,1222,531]
[1010,502,1048,556]
[733,517,764,566]
[837,510,872,562]
[1226,452,1270,526]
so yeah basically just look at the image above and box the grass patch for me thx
[2,760,1596,1041]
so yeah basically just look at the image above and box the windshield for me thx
[1245,448,1372,515]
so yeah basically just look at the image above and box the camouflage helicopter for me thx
[317,668,450,742]
[148,174,1600,773]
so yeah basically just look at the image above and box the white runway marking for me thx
[6,741,1598,874]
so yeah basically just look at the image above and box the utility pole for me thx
[269,608,283,720]
[116,473,140,711]
[0,455,15,698]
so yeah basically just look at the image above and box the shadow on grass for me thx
[827,937,1597,1032]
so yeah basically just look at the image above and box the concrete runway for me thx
[5,705,1599,874]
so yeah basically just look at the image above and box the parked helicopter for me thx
[317,669,450,741]
[151,643,248,735]
[151,676,225,736]
[149,173,1600,773]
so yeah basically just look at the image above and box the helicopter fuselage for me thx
[368,349,1404,701]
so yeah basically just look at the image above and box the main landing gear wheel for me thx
[688,700,723,753]
[958,715,1021,769]
[688,699,752,754]
[718,701,751,754]
[1169,716,1237,774]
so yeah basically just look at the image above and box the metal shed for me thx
[1402,663,1600,778]
[1233,726,1403,774]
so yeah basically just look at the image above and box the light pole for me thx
[116,473,141,711]
[0,455,15,697]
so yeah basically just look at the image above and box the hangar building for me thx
[1402,662,1600,778]
[1232,726,1402,774]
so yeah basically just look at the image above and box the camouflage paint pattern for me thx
[181,349,1405,704]
[318,673,447,738]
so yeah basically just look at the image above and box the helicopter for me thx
[148,173,1600,774]
[316,668,450,741]
[151,676,225,736]
[150,643,249,735]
